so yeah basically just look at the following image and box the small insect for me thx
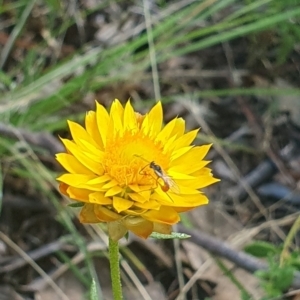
[149,161,180,194]
[134,154,180,194]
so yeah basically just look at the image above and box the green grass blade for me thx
[0,0,37,69]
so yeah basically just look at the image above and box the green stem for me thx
[214,256,252,299]
[109,237,123,300]
[280,214,300,267]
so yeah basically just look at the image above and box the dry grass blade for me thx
[143,0,161,102]
[179,99,269,218]
[0,231,69,300]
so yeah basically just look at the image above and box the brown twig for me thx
[228,142,297,201]
[236,99,296,188]
[178,225,300,289]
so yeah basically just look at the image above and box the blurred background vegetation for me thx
[1,0,300,299]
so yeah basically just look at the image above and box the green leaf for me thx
[255,270,269,280]
[0,71,12,86]
[45,0,61,10]
[287,251,300,270]
[290,260,300,271]
[273,266,294,291]
[149,232,191,239]
[244,241,278,257]
[68,202,84,208]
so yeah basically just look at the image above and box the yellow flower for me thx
[56,100,219,240]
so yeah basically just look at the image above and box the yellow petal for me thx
[96,101,110,147]
[113,196,133,212]
[58,183,68,195]
[150,187,208,207]
[123,216,153,239]
[167,192,210,207]
[123,208,147,216]
[173,144,212,165]
[171,129,199,151]
[173,160,210,175]
[76,183,106,192]
[105,186,123,197]
[156,118,177,143]
[167,170,195,180]
[168,186,200,194]
[179,175,220,189]
[140,113,150,135]
[139,190,152,200]
[128,184,153,193]
[85,110,104,148]
[79,204,100,223]
[170,146,193,161]
[147,101,163,137]
[123,101,137,131]
[56,153,94,175]
[174,206,196,213]
[86,175,111,185]
[127,192,149,203]
[102,179,119,190]
[133,200,160,210]
[109,99,124,134]
[89,192,112,205]
[170,155,211,175]
[170,118,185,138]
[153,223,172,234]
[78,139,104,159]
[191,166,214,177]
[67,120,101,150]
[108,220,128,241]
[94,205,121,222]
[111,99,124,116]
[150,188,175,204]
[143,206,180,224]
[57,174,95,186]
[67,186,91,202]
[163,134,179,154]
[60,138,104,174]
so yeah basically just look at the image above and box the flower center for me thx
[104,130,168,187]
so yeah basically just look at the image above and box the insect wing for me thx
[161,172,180,194]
